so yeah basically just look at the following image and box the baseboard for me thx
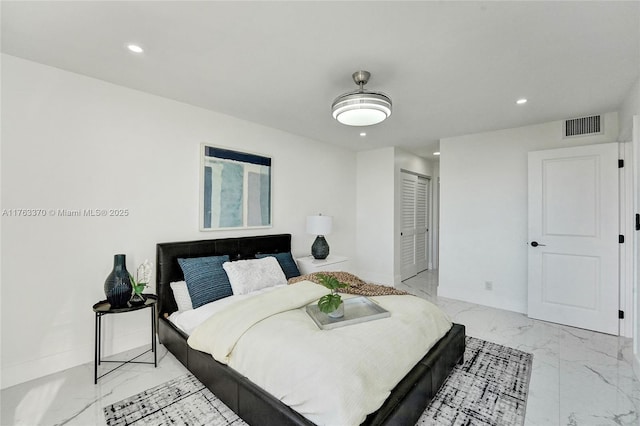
[1,328,150,389]
[1,344,93,390]
[438,285,526,314]
[393,273,402,287]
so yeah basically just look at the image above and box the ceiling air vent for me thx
[564,115,602,138]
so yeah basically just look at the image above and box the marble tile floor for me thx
[398,270,640,426]
[2,270,639,426]
[1,346,187,426]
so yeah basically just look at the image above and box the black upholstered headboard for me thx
[155,234,292,317]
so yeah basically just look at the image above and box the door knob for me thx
[530,241,546,247]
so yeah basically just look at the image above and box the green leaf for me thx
[316,273,348,291]
[132,283,146,294]
[129,273,146,294]
[318,293,343,314]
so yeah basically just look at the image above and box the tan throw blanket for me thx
[288,271,409,297]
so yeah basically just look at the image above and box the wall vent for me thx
[564,115,602,138]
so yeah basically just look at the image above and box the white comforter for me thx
[187,281,452,426]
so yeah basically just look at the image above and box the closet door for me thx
[401,172,430,281]
[401,173,418,280]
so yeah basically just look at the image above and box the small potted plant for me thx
[316,273,348,318]
[129,259,152,306]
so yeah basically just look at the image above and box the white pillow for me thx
[223,257,287,295]
[170,280,194,312]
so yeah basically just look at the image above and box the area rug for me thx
[417,337,532,425]
[104,336,532,426]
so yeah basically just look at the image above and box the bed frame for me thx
[156,234,465,426]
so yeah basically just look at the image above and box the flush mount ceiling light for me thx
[331,71,392,126]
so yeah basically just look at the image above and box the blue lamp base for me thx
[311,236,329,259]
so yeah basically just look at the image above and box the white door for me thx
[528,143,619,335]
[401,173,418,280]
[401,172,429,280]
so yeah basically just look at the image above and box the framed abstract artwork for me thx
[200,144,272,230]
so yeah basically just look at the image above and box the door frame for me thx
[620,141,634,338]
[399,169,432,280]
[525,141,634,337]
[632,115,640,378]
[527,142,621,335]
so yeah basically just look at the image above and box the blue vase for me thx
[104,254,132,308]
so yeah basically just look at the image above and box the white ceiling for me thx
[2,1,639,160]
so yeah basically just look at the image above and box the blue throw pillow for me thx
[177,255,232,308]
[256,252,301,280]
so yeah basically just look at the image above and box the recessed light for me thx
[360,132,367,137]
[127,44,144,54]
[516,98,527,105]
[433,152,441,156]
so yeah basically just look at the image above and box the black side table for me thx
[93,294,157,384]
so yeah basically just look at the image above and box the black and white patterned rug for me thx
[418,337,532,425]
[104,336,532,426]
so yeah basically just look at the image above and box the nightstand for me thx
[93,294,157,384]
[296,255,350,274]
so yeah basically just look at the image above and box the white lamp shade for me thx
[306,215,332,236]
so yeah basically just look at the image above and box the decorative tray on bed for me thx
[306,296,391,330]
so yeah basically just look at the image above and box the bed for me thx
[156,234,465,426]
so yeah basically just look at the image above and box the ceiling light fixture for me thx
[127,44,144,54]
[433,152,441,156]
[360,132,367,137]
[332,71,392,126]
[516,98,527,105]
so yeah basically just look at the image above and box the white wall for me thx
[355,148,395,284]
[439,112,619,313]
[0,54,357,388]
[355,147,435,286]
[620,76,640,142]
